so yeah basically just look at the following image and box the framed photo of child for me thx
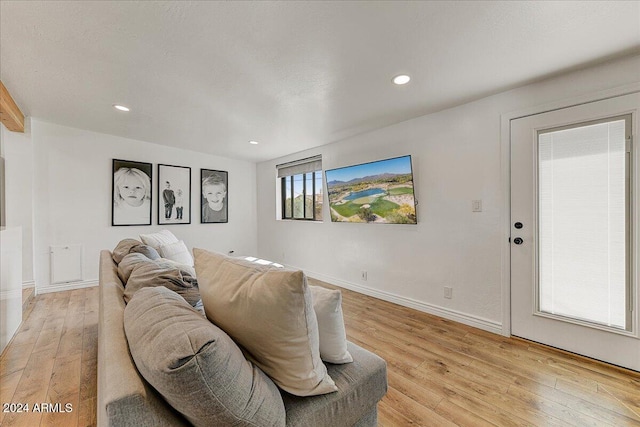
[158,164,191,225]
[112,159,153,226]
[200,169,228,223]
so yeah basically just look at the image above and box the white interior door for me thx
[511,93,640,371]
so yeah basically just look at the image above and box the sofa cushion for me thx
[112,238,144,264]
[124,286,286,427]
[309,286,353,364]
[117,252,150,284]
[281,342,387,427]
[139,229,179,250]
[120,253,200,306]
[158,240,194,266]
[194,248,337,397]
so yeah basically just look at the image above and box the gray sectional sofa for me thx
[97,249,388,426]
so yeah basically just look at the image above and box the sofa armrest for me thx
[97,250,188,427]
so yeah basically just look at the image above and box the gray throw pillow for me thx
[130,244,161,260]
[122,255,200,306]
[124,286,286,427]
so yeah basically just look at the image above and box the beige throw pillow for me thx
[112,238,143,264]
[116,252,150,284]
[194,248,336,397]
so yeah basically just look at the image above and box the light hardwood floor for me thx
[1,287,97,427]
[1,282,639,426]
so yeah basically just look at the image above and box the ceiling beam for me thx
[0,81,25,133]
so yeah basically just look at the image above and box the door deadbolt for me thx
[513,237,523,245]
[514,222,523,229]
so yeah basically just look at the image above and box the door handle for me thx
[513,237,523,245]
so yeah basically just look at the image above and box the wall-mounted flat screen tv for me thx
[325,155,417,224]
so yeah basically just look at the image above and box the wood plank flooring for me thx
[1,282,639,426]
[1,287,98,427]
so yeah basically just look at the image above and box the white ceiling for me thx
[1,1,639,163]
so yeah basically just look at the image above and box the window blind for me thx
[538,119,627,329]
[276,155,322,178]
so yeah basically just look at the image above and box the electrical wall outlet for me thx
[444,287,453,299]
[361,271,368,281]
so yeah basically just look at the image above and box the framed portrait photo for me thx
[158,164,191,225]
[200,169,228,223]
[112,159,153,226]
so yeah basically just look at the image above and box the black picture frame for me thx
[324,155,417,224]
[112,159,153,226]
[158,164,191,225]
[200,169,228,223]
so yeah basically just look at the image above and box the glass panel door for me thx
[510,92,639,371]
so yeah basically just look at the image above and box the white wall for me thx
[256,54,640,334]
[31,120,257,293]
[2,122,35,284]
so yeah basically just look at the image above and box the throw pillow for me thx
[116,252,150,284]
[121,254,200,306]
[112,238,143,264]
[309,285,353,364]
[157,258,197,278]
[139,229,179,250]
[124,286,286,427]
[194,248,337,397]
[158,240,194,266]
[240,256,351,363]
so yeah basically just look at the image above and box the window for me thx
[277,155,323,221]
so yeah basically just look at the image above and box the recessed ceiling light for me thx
[392,74,411,85]
[113,104,130,112]
[249,140,259,145]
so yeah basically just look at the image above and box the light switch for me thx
[472,200,482,212]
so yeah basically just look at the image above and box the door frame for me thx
[499,82,640,337]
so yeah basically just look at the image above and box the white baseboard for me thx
[22,280,35,289]
[36,279,98,294]
[305,270,504,336]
